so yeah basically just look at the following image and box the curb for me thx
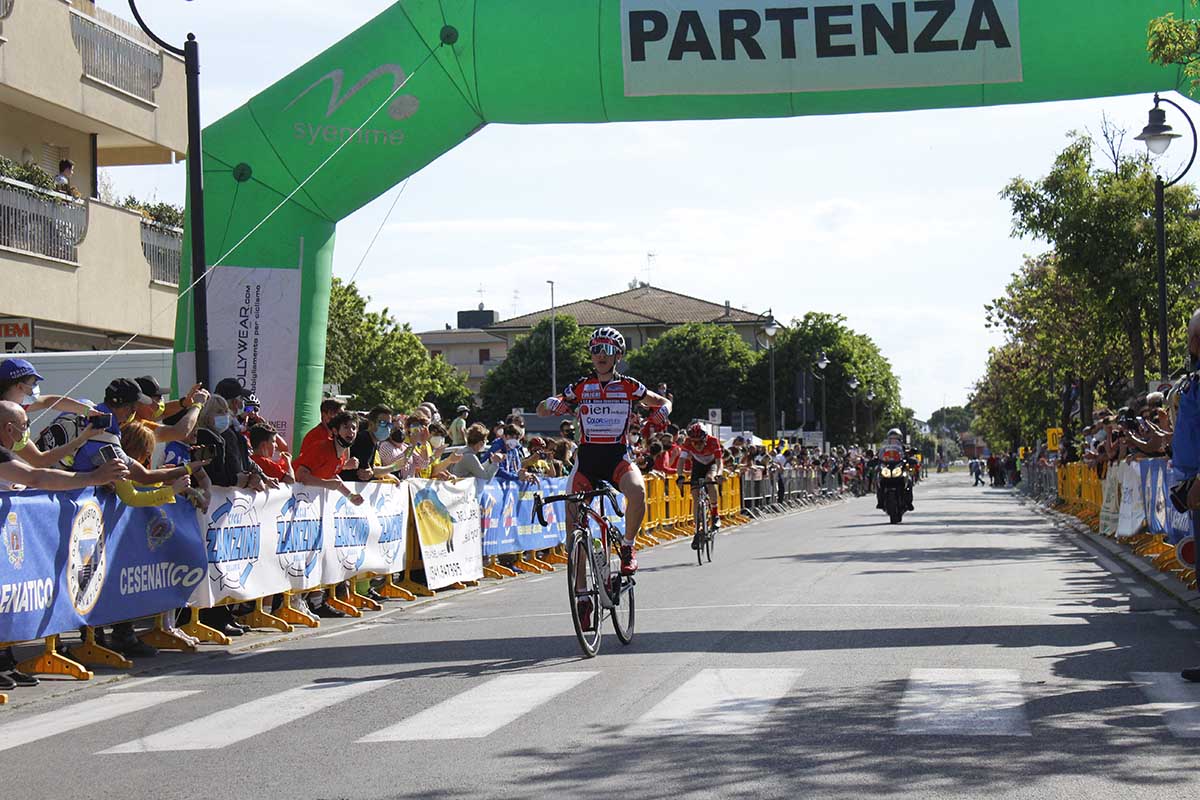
[1020,495,1199,615]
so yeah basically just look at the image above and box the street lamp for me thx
[764,313,781,440]
[814,351,830,453]
[128,1,211,385]
[1135,92,1198,380]
[547,280,556,396]
[866,389,876,444]
[847,375,860,442]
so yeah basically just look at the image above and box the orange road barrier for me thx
[275,592,321,628]
[18,636,92,681]
[180,607,232,646]
[70,627,132,670]
[140,612,200,652]
[239,597,295,632]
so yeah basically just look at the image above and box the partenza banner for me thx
[620,0,1022,96]
[0,489,205,643]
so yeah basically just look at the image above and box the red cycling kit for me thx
[679,434,722,481]
[556,373,647,491]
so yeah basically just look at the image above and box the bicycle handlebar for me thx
[532,485,623,528]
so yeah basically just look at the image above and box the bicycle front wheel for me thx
[695,503,707,567]
[705,515,715,563]
[567,529,601,657]
[612,574,635,644]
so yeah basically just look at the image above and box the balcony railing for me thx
[69,6,163,104]
[0,0,14,42]
[140,221,181,286]
[0,176,88,262]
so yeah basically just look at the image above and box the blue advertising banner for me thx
[478,480,516,557]
[0,488,205,643]
[515,478,567,551]
[1140,460,1167,535]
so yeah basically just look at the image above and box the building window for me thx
[478,348,490,364]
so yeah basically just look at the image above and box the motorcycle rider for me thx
[876,428,916,512]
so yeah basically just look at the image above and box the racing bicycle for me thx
[679,476,721,565]
[533,481,634,657]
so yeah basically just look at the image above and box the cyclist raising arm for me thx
[677,422,724,548]
[538,326,670,577]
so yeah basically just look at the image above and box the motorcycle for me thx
[877,458,913,524]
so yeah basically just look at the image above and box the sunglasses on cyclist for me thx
[589,343,621,355]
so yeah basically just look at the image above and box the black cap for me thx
[214,377,252,401]
[106,378,152,407]
[134,375,166,398]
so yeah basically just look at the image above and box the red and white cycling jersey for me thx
[561,373,648,446]
[679,434,722,467]
[879,443,906,463]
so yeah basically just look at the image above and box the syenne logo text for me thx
[285,64,419,148]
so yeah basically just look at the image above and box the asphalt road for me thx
[4,473,1200,800]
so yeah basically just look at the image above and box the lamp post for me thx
[1135,92,1198,380]
[866,389,876,445]
[847,375,860,442]
[813,351,830,453]
[547,280,556,396]
[764,313,781,440]
[128,1,211,386]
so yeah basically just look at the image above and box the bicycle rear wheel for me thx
[705,512,715,563]
[695,501,707,567]
[611,574,635,644]
[567,529,601,657]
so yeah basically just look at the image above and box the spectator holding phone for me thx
[132,375,208,446]
[0,401,128,491]
[71,379,195,489]
[195,393,266,491]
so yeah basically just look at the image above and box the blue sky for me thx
[100,1,1195,420]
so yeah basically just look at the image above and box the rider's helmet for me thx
[589,326,625,356]
[687,422,706,440]
[887,427,903,442]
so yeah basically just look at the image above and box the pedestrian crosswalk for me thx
[3,668,1200,755]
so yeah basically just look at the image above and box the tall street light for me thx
[547,280,556,396]
[1135,92,1198,380]
[128,1,211,386]
[866,389,876,445]
[847,375,860,443]
[764,313,781,441]
[814,351,830,453]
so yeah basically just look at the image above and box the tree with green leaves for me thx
[928,405,974,439]
[324,278,471,413]
[1149,5,1200,93]
[479,316,592,426]
[626,323,758,428]
[970,342,1060,452]
[743,312,903,444]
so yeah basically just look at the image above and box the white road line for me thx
[477,588,505,595]
[226,647,281,660]
[526,576,551,584]
[0,691,200,752]
[895,669,1031,737]
[625,668,804,737]
[316,628,360,640]
[1133,672,1200,738]
[1171,620,1199,631]
[101,679,395,753]
[359,672,597,742]
[1118,577,1137,585]
[108,676,169,691]
[412,605,437,614]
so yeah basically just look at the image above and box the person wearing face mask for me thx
[195,394,263,491]
[132,375,208,446]
[340,405,401,484]
[294,411,363,504]
[0,358,92,416]
[210,378,276,491]
[485,423,538,484]
[71,379,196,489]
[449,423,504,479]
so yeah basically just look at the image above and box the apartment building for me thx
[0,0,185,351]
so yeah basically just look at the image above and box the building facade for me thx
[0,0,186,351]
[416,327,509,396]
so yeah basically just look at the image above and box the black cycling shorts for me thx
[690,461,713,483]
[569,443,636,491]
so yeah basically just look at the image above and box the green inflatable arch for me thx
[175,0,1189,443]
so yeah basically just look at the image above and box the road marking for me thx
[1172,620,1199,631]
[1118,577,1137,585]
[895,669,1030,737]
[108,676,169,691]
[226,647,281,660]
[0,691,200,752]
[412,605,437,614]
[317,628,361,640]
[101,680,395,753]
[625,668,803,737]
[478,588,505,595]
[526,576,551,584]
[1133,672,1200,738]
[359,672,597,742]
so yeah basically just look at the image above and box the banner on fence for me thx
[0,489,205,643]
[410,479,483,590]
[1099,466,1121,537]
[1117,462,1145,540]
[1140,460,1168,535]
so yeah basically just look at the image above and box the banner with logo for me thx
[409,479,483,590]
[0,489,205,643]
[515,477,568,551]
[1116,461,1145,540]
[190,482,409,607]
[479,479,517,557]
[205,265,302,447]
[1140,460,1168,535]
[1099,466,1121,538]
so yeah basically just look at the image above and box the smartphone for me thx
[87,413,113,429]
[189,444,216,462]
[92,444,119,467]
